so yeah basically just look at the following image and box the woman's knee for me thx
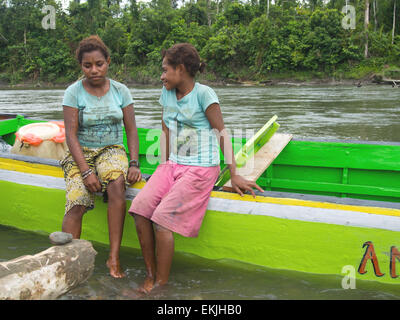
[153,223,171,234]
[133,213,151,226]
[65,205,86,219]
[107,175,126,201]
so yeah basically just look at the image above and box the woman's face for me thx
[81,50,110,86]
[160,57,181,91]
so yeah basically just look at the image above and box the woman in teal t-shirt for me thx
[128,43,264,293]
[60,35,141,278]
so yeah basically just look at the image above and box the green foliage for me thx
[0,0,399,84]
[223,2,254,25]
[302,9,346,72]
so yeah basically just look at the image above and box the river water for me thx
[0,84,399,142]
[1,224,399,300]
[1,84,400,300]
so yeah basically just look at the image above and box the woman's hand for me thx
[231,174,264,198]
[83,172,102,193]
[127,166,142,185]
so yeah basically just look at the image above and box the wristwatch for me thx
[129,159,140,168]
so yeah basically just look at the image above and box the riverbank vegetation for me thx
[1,0,400,86]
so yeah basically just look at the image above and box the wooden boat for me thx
[1,115,400,286]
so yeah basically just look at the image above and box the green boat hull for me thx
[1,176,399,285]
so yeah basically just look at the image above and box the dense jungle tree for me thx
[1,0,400,84]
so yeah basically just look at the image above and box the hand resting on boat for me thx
[230,174,264,198]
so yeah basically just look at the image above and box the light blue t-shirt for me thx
[62,79,134,148]
[159,82,220,167]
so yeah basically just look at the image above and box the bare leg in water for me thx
[105,175,127,278]
[62,175,127,278]
[133,214,174,293]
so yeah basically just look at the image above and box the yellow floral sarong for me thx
[60,145,129,215]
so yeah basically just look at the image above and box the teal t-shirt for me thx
[62,79,134,148]
[159,82,220,167]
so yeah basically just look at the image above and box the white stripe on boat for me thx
[2,168,400,233]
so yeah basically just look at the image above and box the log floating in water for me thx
[0,239,97,300]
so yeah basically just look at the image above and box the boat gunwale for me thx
[0,151,61,167]
[2,135,400,166]
[291,137,400,146]
[1,153,400,213]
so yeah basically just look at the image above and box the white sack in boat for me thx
[11,122,68,160]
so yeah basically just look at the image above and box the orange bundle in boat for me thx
[11,122,68,160]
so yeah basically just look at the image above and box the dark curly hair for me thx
[75,35,110,64]
[162,43,206,77]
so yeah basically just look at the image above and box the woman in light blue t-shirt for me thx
[128,43,264,293]
[61,35,141,279]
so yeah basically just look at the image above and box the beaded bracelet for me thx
[129,159,140,168]
[81,168,93,180]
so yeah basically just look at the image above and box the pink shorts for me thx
[128,161,220,237]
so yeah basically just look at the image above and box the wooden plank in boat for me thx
[222,133,292,191]
[215,115,279,187]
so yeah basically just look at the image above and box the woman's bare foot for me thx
[137,276,155,294]
[106,258,126,278]
[138,277,169,294]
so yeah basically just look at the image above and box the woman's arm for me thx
[161,114,170,164]
[205,103,264,197]
[63,106,101,192]
[122,104,141,183]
